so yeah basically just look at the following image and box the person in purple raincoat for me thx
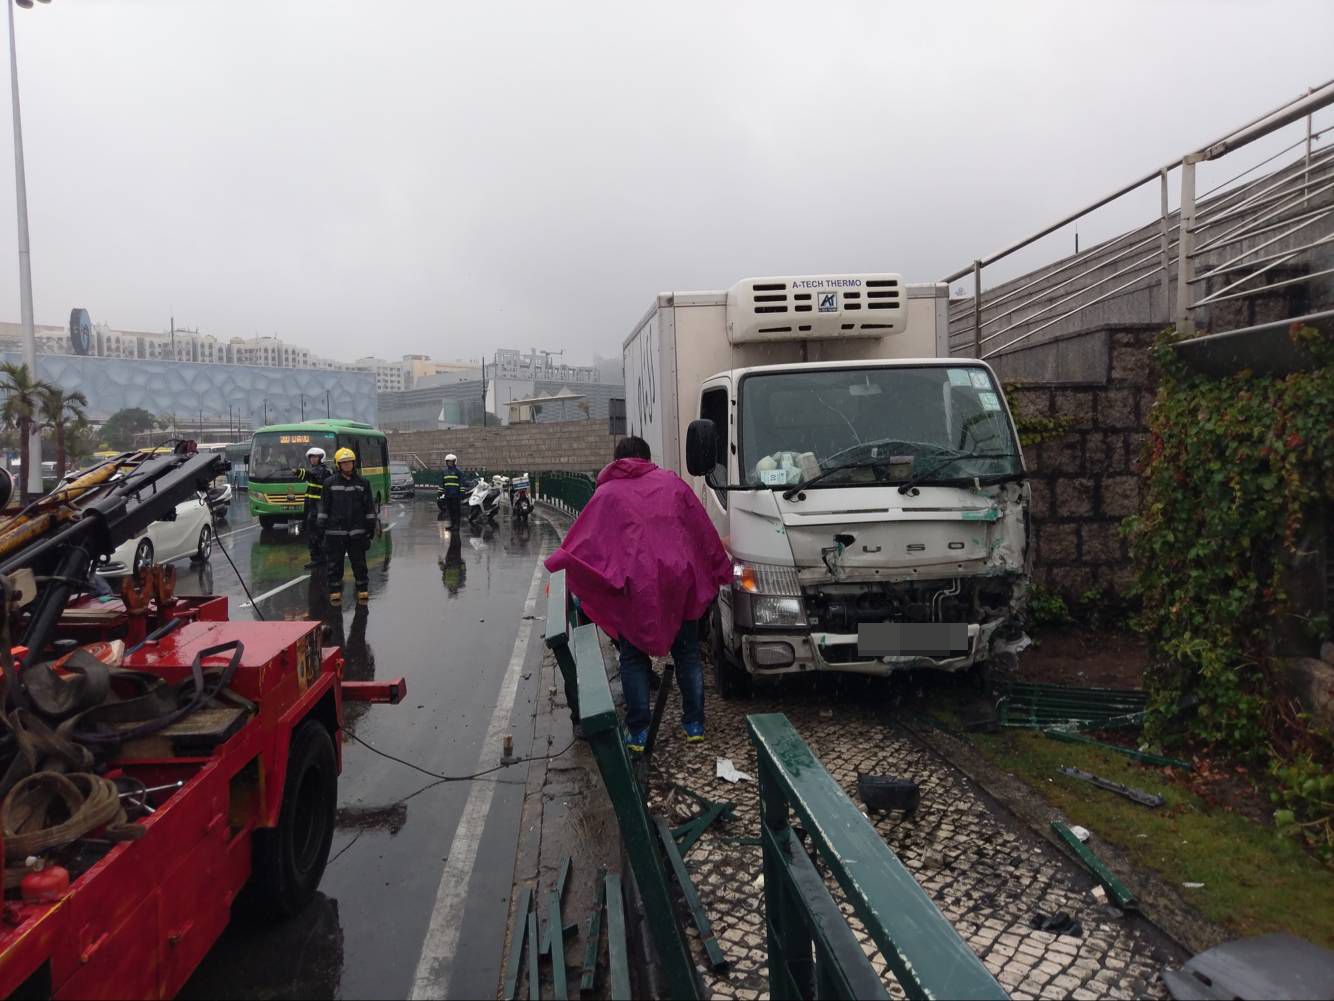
[545,436,731,752]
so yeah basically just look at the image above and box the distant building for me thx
[491,347,598,384]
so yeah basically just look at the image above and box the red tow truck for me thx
[0,445,404,999]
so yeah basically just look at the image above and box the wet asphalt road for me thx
[177,495,558,1000]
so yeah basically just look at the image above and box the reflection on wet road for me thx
[180,498,557,1000]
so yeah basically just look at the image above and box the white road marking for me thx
[218,523,260,541]
[409,548,548,1000]
[238,573,310,609]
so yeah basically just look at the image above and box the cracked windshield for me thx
[741,366,1021,488]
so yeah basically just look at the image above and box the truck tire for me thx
[252,719,337,917]
[709,603,750,700]
[259,515,277,531]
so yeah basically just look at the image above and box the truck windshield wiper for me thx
[781,457,888,500]
[897,452,1017,494]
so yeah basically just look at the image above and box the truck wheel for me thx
[252,719,337,917]
[710,604,750,700]
[259,515,277,531]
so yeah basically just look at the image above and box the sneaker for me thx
[356,591,369,604]
[624,729,648,754]
[682,722,705,743]
[329,592,342,605]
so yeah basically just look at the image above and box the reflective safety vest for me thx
[297,463,331,506]
[441,466,462,498]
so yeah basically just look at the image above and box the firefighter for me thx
[294,446,332,569]
[318,447,377,604]
[440,453,463,529]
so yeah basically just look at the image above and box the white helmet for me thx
[445,453,457,463]
[307,447,326,459]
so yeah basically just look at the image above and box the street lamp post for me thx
[7,0,48,498]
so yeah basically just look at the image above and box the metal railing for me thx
[544,571,703,999]
[545,569,1002,1000]
[945,80,1334,360]
[534,471,596,514]
[749,713,1004,1000]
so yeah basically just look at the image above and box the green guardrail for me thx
[533,472,595,513]
[545,570,701,997]
[406,469,595,515]
[545,569,1003,1000]
[749,714,1006,1000]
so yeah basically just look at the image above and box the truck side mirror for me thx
[685,419,718,477]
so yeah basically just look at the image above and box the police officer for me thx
[318,447,377,605]
[295,446,332,569]
[440,453,463,529]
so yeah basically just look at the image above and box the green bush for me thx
[1027,585,1072,629]
[1124,323,1333,860]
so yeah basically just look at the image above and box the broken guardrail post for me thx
[580,868,607,995]
[544,569,581,726]
[1050,821,1139,911]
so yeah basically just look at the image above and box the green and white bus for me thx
[247,419,390,529]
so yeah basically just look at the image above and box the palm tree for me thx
[39,386,89,479]
[0,362,53,502]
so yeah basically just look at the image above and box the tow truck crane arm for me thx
[0,444,226,663]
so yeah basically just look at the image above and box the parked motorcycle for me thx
[509,473,532,524]
[467,478,502,525]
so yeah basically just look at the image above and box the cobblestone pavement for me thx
[644,671,1178,1000]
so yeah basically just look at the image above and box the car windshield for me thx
[738,365,1021,488]
[249,431,337,482]
[390,463,410,476]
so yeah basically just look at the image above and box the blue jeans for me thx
[619,620,704,733]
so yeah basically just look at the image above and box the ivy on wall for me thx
[1124,324,1333,859]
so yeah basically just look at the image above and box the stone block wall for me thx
[386,419,616,473]
[1004,326,1159,600]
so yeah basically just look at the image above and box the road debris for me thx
[856,773,921,817]
[1051,821,1139,911]
[715,757,753,783]
[1030,910,1084,937]
[1059,766,1166,807]
[998,681,1148,730]
[1043,728,1193,770]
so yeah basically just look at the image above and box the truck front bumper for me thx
[740,618,1003,677]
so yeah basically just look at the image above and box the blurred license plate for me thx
[858,623,969,657]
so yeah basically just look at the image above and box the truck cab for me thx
[624,274,1031,693]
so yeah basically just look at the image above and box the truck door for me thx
[698,381,732,533]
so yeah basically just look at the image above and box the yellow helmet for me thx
[334,447,356,464]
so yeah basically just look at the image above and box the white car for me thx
[98,492,215,578]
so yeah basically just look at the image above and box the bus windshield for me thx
[249,431,336,482]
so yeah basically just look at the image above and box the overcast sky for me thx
[0,0,1330,366]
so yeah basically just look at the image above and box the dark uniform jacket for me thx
[317,471,377,540]
[297,462,332,510]
[441,464,462,498]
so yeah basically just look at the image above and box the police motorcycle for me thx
[467,476,502,526]
[509,472,532,524]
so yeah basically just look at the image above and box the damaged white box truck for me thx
[623,274,1032,696]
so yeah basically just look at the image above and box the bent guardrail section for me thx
[748,713,1006,1000]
